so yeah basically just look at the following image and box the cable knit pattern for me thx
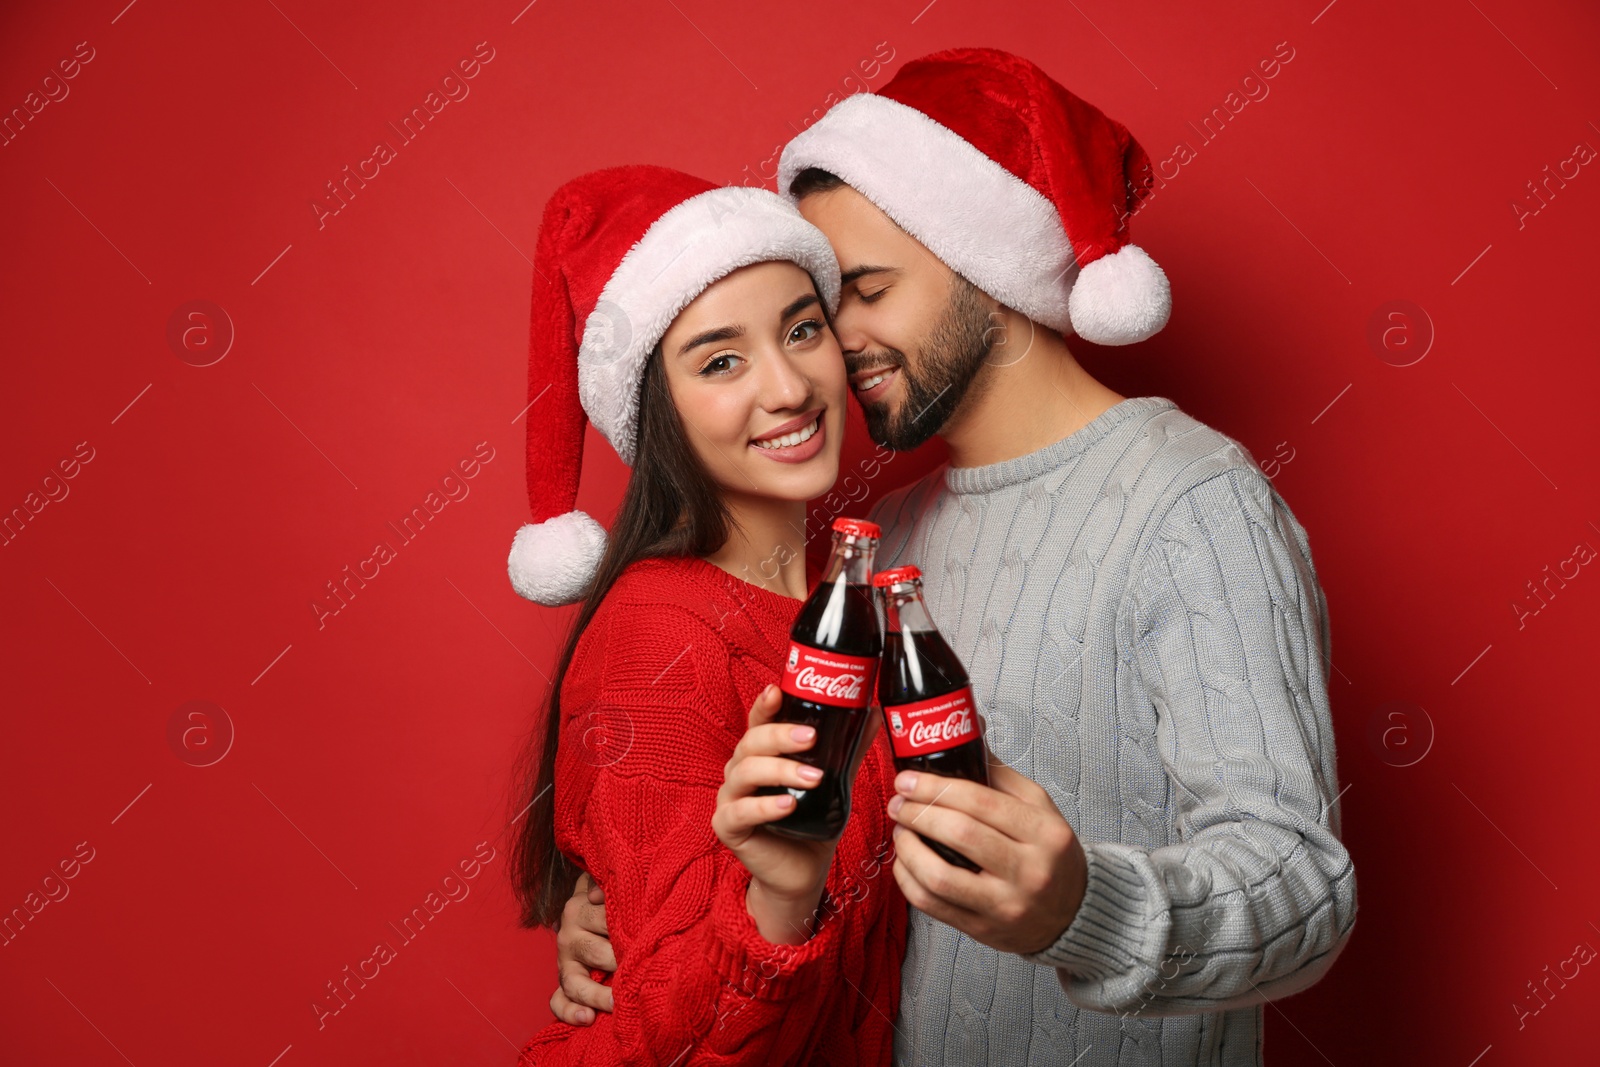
[518,555,907,1067]
[868,396,1356,1067]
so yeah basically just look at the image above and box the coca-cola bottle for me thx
[874,564,990,871]
[760,517,882,841]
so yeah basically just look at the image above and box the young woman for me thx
[505,165,906,1066]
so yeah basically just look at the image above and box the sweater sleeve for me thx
[518,603,898,1067]
[1024,467,1357,1016]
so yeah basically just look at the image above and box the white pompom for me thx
[507,511,608,606]
[1067,244,1172,346]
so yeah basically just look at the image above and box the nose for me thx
[829,302,870,358]
[760,344,813,412]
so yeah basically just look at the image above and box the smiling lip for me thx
[851,366,899,404]
[749,413,826,464]
[752,408,826,444]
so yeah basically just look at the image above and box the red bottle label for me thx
[780,643,877,708]
[884,687,979,758]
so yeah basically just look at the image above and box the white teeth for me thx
[753,415,820,450]
[855,370,892,392]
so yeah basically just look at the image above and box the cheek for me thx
[903,286,949,344]
[814,340,850,401]
[864,302,919,360]
[671,382,752,468]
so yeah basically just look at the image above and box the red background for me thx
[3,1,1597,1064]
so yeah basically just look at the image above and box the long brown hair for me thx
[509,341,734,929]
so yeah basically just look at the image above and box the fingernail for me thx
[888,795,904,816]
[778,794,795,808]
[799,765,823,783]
[896,771,919,794]
[791,725,815,743]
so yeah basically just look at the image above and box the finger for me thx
[890,823,989,911]
[893,770,1035,843]
[724,754,824,797]
[573,897,609,938]
[890,830,992,930]
[725,690,810,774]
[587,882,605,905]
[714,793,797,837]
[572,933,616,973]
[747,683,785,730]
[559,884,585,934]
[735,721,819,760]
[888,794,1017,879]
[984,761,1058,810]
[569,929,617,973]
[550,984,596,1027]
[560,957,615,1014]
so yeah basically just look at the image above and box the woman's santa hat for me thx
[508,165,841,606]
[778,47,1170,346]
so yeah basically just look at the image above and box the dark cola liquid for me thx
[760,581,880,841]
[880,629,990,871]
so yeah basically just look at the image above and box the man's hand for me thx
[550,872,615,1026]
[887,761,1088,956]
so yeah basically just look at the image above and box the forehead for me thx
[662,260,813,337]
[796,185,921,269]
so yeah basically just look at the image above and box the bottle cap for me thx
[832,517,882,539]
[872,564,922,588]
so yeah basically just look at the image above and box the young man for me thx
[547,48,1356,1066]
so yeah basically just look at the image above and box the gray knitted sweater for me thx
[867,395,1357,1066]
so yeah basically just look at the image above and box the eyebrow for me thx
[677,324,744,358]
[780,292,819,319]
[839,265,897,286]
[676,293,822,359]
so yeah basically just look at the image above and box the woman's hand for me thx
[712,683,840,945]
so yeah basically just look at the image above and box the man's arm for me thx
[519,606,855,1067]
[549,699,889,1027]
[550,872,613,1026]
[889,467,1357,1016]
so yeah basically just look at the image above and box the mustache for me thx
[842,348,906,375]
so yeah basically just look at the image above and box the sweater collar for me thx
[678,554,808,613]
[943,395,1177,495]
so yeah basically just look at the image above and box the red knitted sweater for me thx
[517,555,908,1067]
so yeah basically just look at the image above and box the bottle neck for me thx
[822,533,877,585]
[883,584,934,633]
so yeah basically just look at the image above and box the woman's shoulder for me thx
[590,556,798,650]
[557,559,771,793]
[603,555,741,628]
[565,556,786,698]
[566,561,720,682]
[572,557,738,658]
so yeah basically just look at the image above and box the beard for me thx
[846,276,994,452]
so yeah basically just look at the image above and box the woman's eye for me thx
[787,319,822,345]
[698,352,744,376]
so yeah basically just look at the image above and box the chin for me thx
[740,411,845,502]
[766,459,839,503]
[861,405,896,445]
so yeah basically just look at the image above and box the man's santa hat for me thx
[508,165,841,606]
[778,47,1170,346]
